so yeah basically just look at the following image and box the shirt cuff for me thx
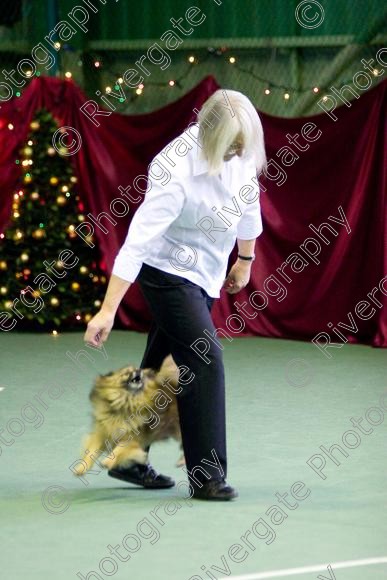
[112,251,143,283]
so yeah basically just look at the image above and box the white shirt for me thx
[112,124,263,298]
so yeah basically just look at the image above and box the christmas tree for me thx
[0,110,107,332]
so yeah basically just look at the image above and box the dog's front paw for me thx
[73,462,88,476]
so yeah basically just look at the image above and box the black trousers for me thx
[137,263,227,483]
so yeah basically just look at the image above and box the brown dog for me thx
[74,355,183,476]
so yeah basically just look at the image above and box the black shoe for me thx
[192,479,238,501]
[108,463,175,489]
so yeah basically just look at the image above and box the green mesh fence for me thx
[0,0,386,117]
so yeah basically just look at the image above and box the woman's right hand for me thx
[84,309,115,347]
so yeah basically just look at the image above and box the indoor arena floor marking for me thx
[226,557,387,579]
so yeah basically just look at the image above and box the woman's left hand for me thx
[222,261,252,294]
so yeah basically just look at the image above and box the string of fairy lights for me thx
[55,46,383,104]
[1,119,106,334]
[7,44,382,106]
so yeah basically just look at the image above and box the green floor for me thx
[1,331,386,580]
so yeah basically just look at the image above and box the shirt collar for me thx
[193,150,244,178]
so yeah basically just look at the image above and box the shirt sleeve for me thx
[112,175,186,283]
[236,175,263,240]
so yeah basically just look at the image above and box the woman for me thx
[84,89,266,500]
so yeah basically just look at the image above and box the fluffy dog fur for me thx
[74,355,182,475]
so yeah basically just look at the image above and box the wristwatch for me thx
[237,254,255,261]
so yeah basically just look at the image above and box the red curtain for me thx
[0,76,386,347]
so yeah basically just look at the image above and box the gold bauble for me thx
[71,282,80,291]
[0,260,7,270]
[0,286,8,295]
[4,300,13,309]
[24,147,33,156]
[94,300,101,307]
[100,276,107,284]
[84,313,92,322]
[24,175,32,184]
[79,266,88,274]
[47,147,56,156]
[30,121,40,130]
[58,147,68,156]
[77,214,85,221]
[56,195,66,206]
[31,192,39,200]
[50,297,60,306]
[70,176,77,183]
[20,253,29,262]
[32,290,41,298]
[50,177,59,186]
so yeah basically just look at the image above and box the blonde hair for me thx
[197,89,266,175]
